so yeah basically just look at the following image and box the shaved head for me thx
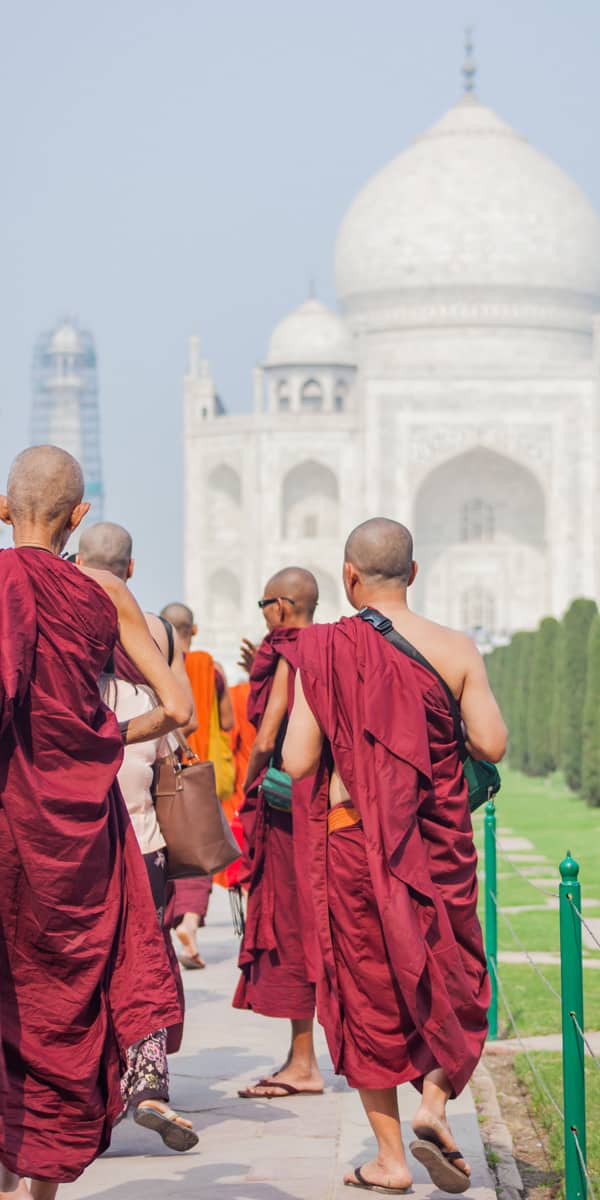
[345,518,414,586]
[265,567,319,618]
[7,445,84,525]
[160,602,195,632]
[78,522,133,580]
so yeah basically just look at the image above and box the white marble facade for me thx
[184,93,600,664]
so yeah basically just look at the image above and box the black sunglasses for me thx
[257,596,296,610]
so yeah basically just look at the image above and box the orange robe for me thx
[184,650,215,761]
[214,681,255,888]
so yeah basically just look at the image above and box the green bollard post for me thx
[559,853,587,1200]
[484,799,498,1041]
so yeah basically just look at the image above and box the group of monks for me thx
[0,444,507,1199]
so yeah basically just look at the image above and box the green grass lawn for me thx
[475,769,600,1194]
[514,1053,600,1196]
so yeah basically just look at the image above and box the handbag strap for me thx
[357,607,467,759]
[157,615,175,666]
[171,726,201,763]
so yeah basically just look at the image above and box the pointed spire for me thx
[462,26,477,95]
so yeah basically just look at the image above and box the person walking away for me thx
[160,602,234,968]
[234,568,324,1100]
[0,447,191,1200]
[78,523,198,1152]
[283,518,507,1195]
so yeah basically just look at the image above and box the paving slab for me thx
[63,889,497,1200]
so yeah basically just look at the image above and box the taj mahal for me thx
[183,68,600,663]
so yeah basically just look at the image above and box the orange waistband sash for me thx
[327,803,362,835]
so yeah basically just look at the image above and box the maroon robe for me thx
[0,549,181,1183]
[232,627,315,1020]
[296,616,490,1097]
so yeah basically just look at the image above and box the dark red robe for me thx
[232,627,315,1020]
[0,549,181,1183]
[296,617,490,1096]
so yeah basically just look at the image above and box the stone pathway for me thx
[63,889,496,1200]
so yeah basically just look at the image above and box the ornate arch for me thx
[281,460,339,540]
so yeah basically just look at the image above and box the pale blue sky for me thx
[1,0,599,611]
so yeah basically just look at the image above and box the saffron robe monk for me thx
[234,569,324,1100]
[159,603,235,968]
[283,519,507,1196]
[213,680,256,889]
[0,447,192,1200]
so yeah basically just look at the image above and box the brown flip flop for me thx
[134,1103,199,1152]
[345,1164,411,1193]
[238,1077,324,1099]
[409,1135,470,1194]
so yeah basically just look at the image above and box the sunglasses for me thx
[257,596,296,610]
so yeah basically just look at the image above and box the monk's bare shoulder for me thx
[77,564,133,615]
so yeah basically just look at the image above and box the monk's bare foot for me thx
[344,1156,413,1193]
[134,1100,199,1151]
[411,1105,470,1180]
[238,1064,325,1098]
[175,925,206,969]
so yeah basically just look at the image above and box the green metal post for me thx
[484,799,498,1041]
[559,853,587,1200]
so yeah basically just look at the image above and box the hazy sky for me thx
[1,0,599,611]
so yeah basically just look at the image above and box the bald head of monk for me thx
[0,445,90,553]
[260,567,319,631]
[160,602,197,652]
[77,522,134,581]
[343,518,418,609]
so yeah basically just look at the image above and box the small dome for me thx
[335,96,600,326]
[50,321,83,355]
[266,299,355,367]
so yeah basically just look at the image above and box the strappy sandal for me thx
[238,1077,324,1099]
[134,1102,199,1152]
[345,1164,411,1193]
[409,1133,470,1194]
[175,927,206,970]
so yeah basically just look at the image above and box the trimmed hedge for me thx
[485,597,599,803]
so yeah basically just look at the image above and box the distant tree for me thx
[508,631,536,772]
[581,614,600,806]
[560,598,598,791]
[527,617,560,776]
[550,623,565,770]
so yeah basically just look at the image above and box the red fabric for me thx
[296,616,490,1098]
[232,627,315,1020]
[166,876,213,927]
[0,549,182,1183]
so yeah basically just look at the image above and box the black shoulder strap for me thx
[158,615,175,666]
[357,607,465,751]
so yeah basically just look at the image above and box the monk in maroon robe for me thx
[283,519,506,1195]
[234,569,323,1100]
[0,447,192,1200]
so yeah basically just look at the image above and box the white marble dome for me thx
[266,298,355,366]
[50,321,83,355]
[335,95,600,325]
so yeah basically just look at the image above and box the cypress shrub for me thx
[508,631,535,771]
[550,623,565,770]
[527,617,560,776]
[581,614,600,806]
[560,598,598,791]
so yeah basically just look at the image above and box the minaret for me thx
[462,26,477,96]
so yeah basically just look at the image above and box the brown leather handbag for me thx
[152,732,241,880]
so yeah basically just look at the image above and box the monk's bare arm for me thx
[215,662,234,732]
[244,657,289,789]
[282,672,323,780]
[80,567,192,742]
[459,639,507,763]
[145,612,198,734]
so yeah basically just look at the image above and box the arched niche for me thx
[207,464,242,536]
[413,447,547,633]
[208,568,241,630]
[281,460,339,540]
[311,567,340,623]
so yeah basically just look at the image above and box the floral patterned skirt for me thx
[121,849,170,1109]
